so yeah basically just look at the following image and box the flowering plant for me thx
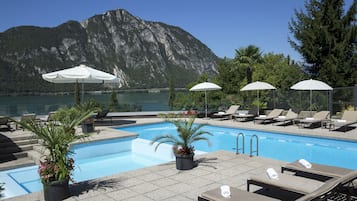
[173,145,195,155]
[38,157,75,185]
[13,107,95,186]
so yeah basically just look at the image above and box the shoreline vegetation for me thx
[0,88,187,97]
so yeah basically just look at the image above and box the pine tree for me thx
[109,89,119,111]
[289,0,357,87]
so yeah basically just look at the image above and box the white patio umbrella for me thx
[189,82,222,118]
[240,81,276,115]
[42,64,119,101]
[290,79,332,112]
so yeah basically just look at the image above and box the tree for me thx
[216,57,245,94]
[254,53,306,90]
[109,89,119,110]
[289,0,357,87]
[168,76,176,110]
[234,45,263,83]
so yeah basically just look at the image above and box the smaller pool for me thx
[0,137,174,199]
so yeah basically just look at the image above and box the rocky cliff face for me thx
[0,9,217,93]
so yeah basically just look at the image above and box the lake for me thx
[0,91,170,117]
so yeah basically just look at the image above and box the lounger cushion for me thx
[249,173,325,195]
[199,187,279,201]
[284,160,353,178]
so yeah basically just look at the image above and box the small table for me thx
[198,187,279,201]
[321,119,332,129]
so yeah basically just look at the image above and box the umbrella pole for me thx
[82,83,84,103]
[310,90,312,116]
[205,90,207,118]
[257,90,259,115]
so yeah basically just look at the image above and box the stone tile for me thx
[76,194,115,201]
[202,172,228,182]
[162,195,195,201]
[125,168,152,177]
[154,168,179,177]
[164,182,195,194]
[130,182,159,194]
[139,172,164,182]
[106,188,137,201]
[185,176,214,188]
[150,177,180,187]
[123,195,154,201]
[187,168,212,177]
[119,177,145,187]
[144,188,175,200]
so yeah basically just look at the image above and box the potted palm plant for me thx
[151,116,212,170]
[14,108,94,201]
[75,99,101,133]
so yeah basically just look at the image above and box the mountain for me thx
[0,9,218,93]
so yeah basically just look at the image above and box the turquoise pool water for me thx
[2,122,356,199]
[0,137,172,199]
[117,122,357,170]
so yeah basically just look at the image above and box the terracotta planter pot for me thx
[43,180,70,201]
[175,153,197,170]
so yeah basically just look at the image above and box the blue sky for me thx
[0,0,354,61]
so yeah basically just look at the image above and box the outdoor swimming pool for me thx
[2,122,356,199]
[0,137,173,199]
[117,122,357,170]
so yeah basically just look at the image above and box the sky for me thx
[0,0,354,61]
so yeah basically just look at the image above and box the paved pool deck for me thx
[2,117,357,201]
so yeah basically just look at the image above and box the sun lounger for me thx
[233,107,257,122]
[0,116,12,130]
[273,109,298,126]
[39,111,57,124]
[198,186,280,201]
[199,170,357,201]
[248,167,357,197]
[247,170,326,195]
[296,111,330,128]
[329,111,357,132]
[254,109,283,124]
[16,113,37,130]
[282,160,354,181]
[212,105,239,120]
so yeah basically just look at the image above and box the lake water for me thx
[0,91,170,117]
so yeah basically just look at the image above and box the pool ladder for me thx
[235,133,259,157]
[235,133,244,154]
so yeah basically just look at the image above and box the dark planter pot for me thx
[81,123,94,133]
[175,153,197,170]
[43,180,70,201]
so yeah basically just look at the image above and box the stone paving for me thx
[2,117,357,201]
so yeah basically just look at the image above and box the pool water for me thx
[0,137,172,199]
[2,122,356,199]
[118,122,357,170]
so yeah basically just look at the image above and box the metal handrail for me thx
[249,134,259,157]
[236,133,244,154]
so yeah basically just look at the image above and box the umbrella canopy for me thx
[240,81,276,115]
[42,64,119,101]
[42,64,118,84]
[189,82,222,118]
[189,82,222,91]
[291,79,332,111]
[290,79,332,91]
